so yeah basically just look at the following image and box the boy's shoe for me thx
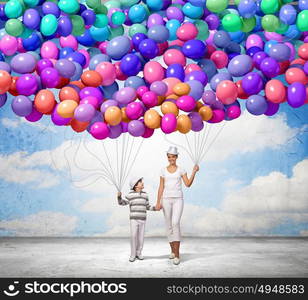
[173,257,180,265]
[136,255,144,260]
[169,253,175,259]
[129,256,136,262]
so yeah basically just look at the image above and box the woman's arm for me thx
[182,165,199,187]
[155,176,164,210]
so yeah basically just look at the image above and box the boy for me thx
[117,177,156,262]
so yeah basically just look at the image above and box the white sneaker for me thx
[129,256,136,262]
[173,257,180,265]
[169,253,175,259]
[136,255,144,260]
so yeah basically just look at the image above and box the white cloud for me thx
[300,230,308,236]
[0,211,77,236]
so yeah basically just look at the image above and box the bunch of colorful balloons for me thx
[0,0,307,140]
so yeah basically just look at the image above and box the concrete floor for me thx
[0,237,307,278]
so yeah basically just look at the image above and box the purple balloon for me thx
[260,57,280,78]
[303,61,308,75]
[202,90,216,104]
[205,14,220,30]
[10,53,37,74]
[253,51,268,70]
[0,93,7,108]
[11,96,33,117]
[0,62,11,73]
[80,87,104,104]
[128,120,145,137]
[182,40,206,59]
[121,121,128,133]
[241,72,264,95]
[187,80,204,100]
[147,13,165,28]
[42,2,60,17]
[57,16,73,37]
[264,102,279,116]
[269,43,291,62]
[36,59,53,75]
[74,104,96,122]
[115,87,136,104]
[150,81,167,96]
[228,54,253,77]
[25,106,43,122]
[188,112,204,132]
[51,105,71,126]
[209,72,232,91]
[100,100,118,113]
[246,95,268,115]
[55,59,76,78]
[166,63,185,81]
[287,82,306,108]
[185,70,208,86]
[16,74,38,96]
[40,67,60,88]
[120,53,142,76]
[166,6,184,22]
[109,124,123,139]
[23,9,40,30]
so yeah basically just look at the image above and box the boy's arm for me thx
[146,197,156,211]
[117,193,129,206]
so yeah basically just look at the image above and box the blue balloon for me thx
[124,76,146,89]
[224,41,241,54]
[182,3,204,19]
[90,26,110,42]
[264,40,278,55]
[246,95,268,115]
[89,54,111,70]
[210,72,232,91]
[228,31,245,43]
[22,33,41,51]
[166,64,185,81]
[187,80,204,100]
[188,0,206,7]
[139,38,159,59]
[146,0,164,11]
[279,5,297,25]
[238,0,257,18]
[182,39,206,59]
[59,47,75,59]
[100,82,119,99]
[77,29,96,47]
[147,25,169,43]
[106,36,131,60]
[128,4,147,23]
[132,32,147,50]
[299,0,308,10]
[57,16,73,37]
[198,59,217,80]
[166,19,181,41]
[120,53,142,76]
[70,62,83,81]
[213,30,231,48]
[284,24,301,40]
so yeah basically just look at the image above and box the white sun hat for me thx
[129,176,143,190]
[166,146,179,155]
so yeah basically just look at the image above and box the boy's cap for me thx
[129,177,143,190]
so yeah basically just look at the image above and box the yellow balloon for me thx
[161,101,179,116]
[57,100,78,118]
[173,82,191,96]
[144,109,161,129]
[105,106,122,125]
[121,107,130,123]
[177,114,192,134]
[199,105,213,121]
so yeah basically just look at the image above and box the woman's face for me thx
[167,154,178,165]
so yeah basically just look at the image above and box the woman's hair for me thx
[167,153,178,158]
[133,179,143,191]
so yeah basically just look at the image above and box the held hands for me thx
[155,203,162,211]
[193,165,200,173]
[117,192,122,197]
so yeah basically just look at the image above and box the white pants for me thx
[162,197,184,242]
[130,219,145,257]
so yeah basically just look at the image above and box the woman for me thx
[155,146,199,265]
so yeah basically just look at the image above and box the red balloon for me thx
[216,80,238,105]
[265,79,286,104]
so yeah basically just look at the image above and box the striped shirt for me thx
[118,191,155,220]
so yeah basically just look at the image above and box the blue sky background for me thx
[0,90,307,237]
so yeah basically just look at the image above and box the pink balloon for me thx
[176,95,196,112]
[264,32,283,42]
[209,109,225,123]
[126,101,143,119]
[144,61,165,84]
[95,62,116,86]
[185,63,202,75]
[80,96,99,109]
[142,91,158,108]
[25,107,43,122]
[40,41,59,59]
[17,38,26,53]
[137,86,149,99]
[90,122,110,140]
[245,34,264,49]
[98,41,108,54]
[78,49,90,68]
[163,49,186,66]
[161,113,177,134]
[227,105,241,119]
[142,126,154,138]
[205,30,215,46]
[0,35,18,56]
[59,35,78,50]
[162,77,181,96]
[284,42,295,61]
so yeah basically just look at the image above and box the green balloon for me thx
[24,0,39,7]
[128,24,147,37]
[112,11,126,25]
[70,15,85,36]
[58,0,80,14]
[4,0,23,19]
[40,14,58,36]
[194,20,209,41]
[261,14,280,32]
[94,5,107,14]
[104,0,121,10]
[94,14,109,28]
[297,10,308,32]
[120,0,139,6]
[222,13,242,32]
[275,22,289,34]
[86,0,100,9]
[109,25,124,40]
[5,19,24,37]
[241,17,256,33]
[234,0,241,5]
[261,0,279,14]
[20,27,33,39]
[206,0,228,13]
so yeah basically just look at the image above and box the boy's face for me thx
[135,180,144,190]
[167,154,178,164]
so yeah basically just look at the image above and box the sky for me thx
[0,89,308,237]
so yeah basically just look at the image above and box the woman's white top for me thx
[160,166,187,198]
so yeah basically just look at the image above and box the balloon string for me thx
[197,122,210,165]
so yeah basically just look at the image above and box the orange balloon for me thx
[70,81,86,90]
[285,68,307,85]
[161,101,179,116]
[166,93,179,100]
[59,86,80,102]
[8,76,18,96]
[0,71,12,94]
[157,95,165,105]
[290,58,306,66]
[144,109,161,129]
[162,77,181,96]
[71,119,89,132]
[298,43,308,60]
[173,82,191,96]
[121,107,130,123]
[177,114,192,134]
[57,100,78,118]
[265,79,286,104]
[104,106,122,126]
[81,70,103,87]
[34,89,56,114]
[199,105,213,121]
[195,101,204,111]
[216,80,238,105]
